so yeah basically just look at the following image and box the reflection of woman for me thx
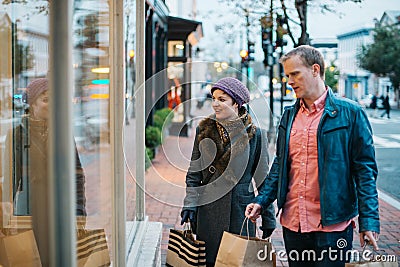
[180,77,276,266]
[3,78,86,265]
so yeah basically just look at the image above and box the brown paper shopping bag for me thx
[166,228,206,267]
[77,228,111,267]
[215,229,276,267]
[345,241,398,267]
[346,261,398,267]
[0,230,42,267]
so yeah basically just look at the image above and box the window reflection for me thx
[72,0,113,261]
[0,0,113,265]
[167,62,184,122]
[2,78,87,265]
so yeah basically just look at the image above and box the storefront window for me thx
[0,0,114,265]
[168,40,185,57]
[0,2,52,265]
[167,62,184,123]
[72,0,113,261]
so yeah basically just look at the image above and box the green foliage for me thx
[145,147,154,170]
[153,108,172,131]
[325,63,340,92]
[357,25,400,90]
[145,126,161,148]
[153,108,172,143]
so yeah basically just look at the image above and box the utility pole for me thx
[268,0,275,142]
[276,14,288,115]
[246,11,250,90]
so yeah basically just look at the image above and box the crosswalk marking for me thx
[368,117,400,124]
[389,134,400,141]
[373,135,400,148]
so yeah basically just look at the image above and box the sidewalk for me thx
[145,105,400,266]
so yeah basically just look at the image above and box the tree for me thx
[357,25,400,108]
[325,63,339,93]
[14,42,34,75]
[217,0,364,47]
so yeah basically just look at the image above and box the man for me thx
[246,45,379,267]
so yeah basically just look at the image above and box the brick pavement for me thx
[145,106,400,266]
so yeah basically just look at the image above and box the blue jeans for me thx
[282,224,354,267]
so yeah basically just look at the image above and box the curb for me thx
[378,189,400,210]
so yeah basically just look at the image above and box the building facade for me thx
[337,27,374,100]
[337,10,400,106]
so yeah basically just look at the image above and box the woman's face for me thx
[31,91,49,120]
[211,89,238,121]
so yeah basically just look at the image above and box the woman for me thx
[3,78,86,266]
[180,77,276,266]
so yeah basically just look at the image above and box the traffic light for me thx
[275,14,288,48]
[82,14,99,47]
[260,15,273,67]
[240,49,248,67]
[261,28,270,51]
[247,41,255,62]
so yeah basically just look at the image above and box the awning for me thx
[167,16,203,46]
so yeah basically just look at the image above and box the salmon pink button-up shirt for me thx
[280,90,351,233]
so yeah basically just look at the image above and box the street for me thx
[369,115,400,202]
[249,96,400,202]
[145,97,400,266]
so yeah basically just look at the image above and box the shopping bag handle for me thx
[240,217,258,240]
[240,217,250,239]
[182,219,195,241]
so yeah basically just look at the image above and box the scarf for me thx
[197,110,256,177]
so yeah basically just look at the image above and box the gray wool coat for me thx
[182,115,276,264]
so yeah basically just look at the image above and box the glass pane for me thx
[0,2,52,265]
[168,40,184,57]
[167,62,184,122]
[72,0,113,262]
[0,0,113,265]
[124,0,136,223]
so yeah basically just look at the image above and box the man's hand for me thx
[245,203,262,222]
[360,231,379,251]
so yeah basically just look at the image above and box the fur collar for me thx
[197,112,256,176]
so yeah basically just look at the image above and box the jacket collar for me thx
[291,87,338,118]
[323,88,338,118]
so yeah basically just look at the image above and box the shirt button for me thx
[301,162,305,166]
[301,180,304,183]
[302,145,306,149]
[300,196,303,199]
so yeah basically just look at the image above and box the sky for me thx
[191,0,400,61]
[308,0,400,39]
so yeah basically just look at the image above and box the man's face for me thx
[283,55,318,100]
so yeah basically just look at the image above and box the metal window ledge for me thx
[126,218,163,267]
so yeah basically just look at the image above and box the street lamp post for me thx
[267,0,275,143]
[245,11,250,90]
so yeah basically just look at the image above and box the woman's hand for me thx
[245,203,262,222]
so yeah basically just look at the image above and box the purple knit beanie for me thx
[211,77,250,107]
[26,78,48,105]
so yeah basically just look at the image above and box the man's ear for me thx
[312,64,320,77]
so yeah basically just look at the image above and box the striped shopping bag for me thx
[166,228,206,267]
[77,229,111,267]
